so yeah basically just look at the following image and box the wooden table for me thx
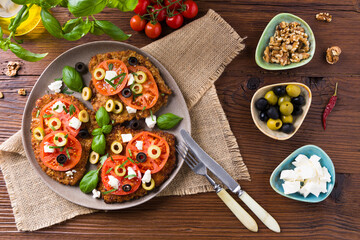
[0,1,359,239]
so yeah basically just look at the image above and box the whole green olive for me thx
[281,115,293,124]
[278,95,291,105]
[286,85,301,97]
[264,90,278,105]
[267,118,283,130]
[279,101,294,116]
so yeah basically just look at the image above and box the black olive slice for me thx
[128,57,138,66]
[136,152,147,163]
[129,119,140,130]
[122,184,132,192]
[57,154,67,164]
[75,62,88,74]
[78,129,90,138]
[121,88,132,98]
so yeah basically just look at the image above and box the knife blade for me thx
[180,129,281,233]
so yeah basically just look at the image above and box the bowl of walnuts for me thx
[255,13,316,70]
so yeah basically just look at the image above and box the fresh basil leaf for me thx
[91,128,102,136]
[99,153,109,165]
[0,27,3,37]
[106,0,138,12]
[63,18,91,41]
[90,21,104,35]
[95,106,110,127]
[40,9,63,39]
[69,104,76,116]
[94,20,130,41]
[91,134,106,155]
[62,65,84,92]
[9,43,47,62]
[79,170,98,193]
[59,0,68,7]
[101,124,112,134]
[156,113,183,130]
[11,0,30,4]
[38,0,63,9]
[68,0,107,17]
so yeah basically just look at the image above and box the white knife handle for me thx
[239,191,281,233]
[217,189,258,232]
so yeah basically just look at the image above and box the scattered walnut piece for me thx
[0,92,3,99]
[5,61,21,77]
[316,13,332,22]
[263,21,310,66]
[18,89,26,96]
[326,46,341,64]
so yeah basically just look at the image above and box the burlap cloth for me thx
[0,9,250,231]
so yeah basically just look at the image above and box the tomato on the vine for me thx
[166,11,184,29]
[130,15,147,31]
[145,21,162,39]
[164,0,182,11]
[151,4,167,22]
[182,0,198,19]
[134,0,151,16]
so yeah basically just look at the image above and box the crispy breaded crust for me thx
[98,126,176,203]
[30,93,95,185]
[89,50,172,125]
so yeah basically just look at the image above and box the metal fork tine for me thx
[178,142,199,165]
[176,146,195,169]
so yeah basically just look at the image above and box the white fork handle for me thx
[217,189,258,232]
[239,191,281,233]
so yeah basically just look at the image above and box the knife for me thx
[180,129,281,233]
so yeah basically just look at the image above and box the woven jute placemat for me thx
[0,9,249,231]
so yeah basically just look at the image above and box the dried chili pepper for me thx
[322,82,338,130]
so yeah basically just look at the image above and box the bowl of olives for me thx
[251,82,312,140]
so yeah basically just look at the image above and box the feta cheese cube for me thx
[145,115,157,129]
[135,141,143,151]
[48,81,63,93]
[105,70,117,81]
[320,167,331,182]
[127,73,135,86]
[303,181,322,197]
[126,106,137,114]
[309,155,321,163]
[127,167,137,179]
[69,117,82,130]
[52,101,65,113]
[282,181,301,194]
[65,170,73,177]
[121,134,133,143]
[44,145,55,153]
[299,186,311,198]
[294,154,309,163]
[280,170,297,181]
[298,164,316,179]
[108,175,119,190]
[319,180,328,193]
[141,169,151,184]
[72,169,77,173]
[92,189,101,199]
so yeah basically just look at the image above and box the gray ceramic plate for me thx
[21,41,191,210]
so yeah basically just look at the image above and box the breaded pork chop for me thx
[31,93,95,185]
[89,50,172,125]
[98,126,176,203]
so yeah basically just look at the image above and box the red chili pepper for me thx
[322,82,338,130]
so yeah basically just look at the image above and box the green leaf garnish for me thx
[53,105,59,111]
[69,104,76,116]
[103,188,117,195]
[127,157,135,164]
[66,148,71,160]
[124,174,137,179]
[150,109,154,121]
[119,160,128,168]
[108,63,113,70]
[65,134,68,139]
[43,113,53,118]
[54,78,62,81]
[106,167,112,174]
[63,106,68,113]
[50,125,56,131]
[128,149,132,157]
[36,110,40,118]
[104,73,126,89]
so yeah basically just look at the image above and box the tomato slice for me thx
[40,131,82,171]
[40,98,80,136]
[119,66,159,110]
[126,132,170,173]
[92,59,129,96]
[101,156,141,195]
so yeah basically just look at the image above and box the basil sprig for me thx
[91,107,112,155]
[62,66,84,92]
[79,154,108,193]
[157,113,183,130]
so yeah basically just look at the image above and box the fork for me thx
[176,144,258,232]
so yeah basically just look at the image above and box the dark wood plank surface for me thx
[0,1,359,239]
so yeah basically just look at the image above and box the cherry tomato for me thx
[134,0,150,16]
[164,0,182,10]
[145,21,162,39]
[166,11,184,29]
[182,0,198,19]
[151,4,167,22]
[130,15,147,31]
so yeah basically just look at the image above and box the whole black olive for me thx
[57,154,67,164]
[75,62,88,74]
[122,184,132,192]
[78,129,90,138]
[281,123,295,134]
[121,88,132,98]
[273,86,286,96]
[136,152,147,163]
[292,105,303,116]
[129,119,140,130]
[128,57,138,66]
[266,106,280,119]
[291,95,306,106]
[259,111,269,122]
[255,97,269,111]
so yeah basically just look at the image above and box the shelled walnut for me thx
[5,61,21,77]
[315,13,332,22]
[263,21,311,66]
[18,89,26,96]
[0,92,3,99]
[326,46,341,64]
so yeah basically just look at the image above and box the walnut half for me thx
[326,46,341,64]
[316,13,332,22]
[18,89,26,96]
[5,61,21,77]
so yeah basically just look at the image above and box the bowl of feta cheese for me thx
[270,145,335,203]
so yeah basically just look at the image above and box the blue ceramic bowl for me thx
[270,145,335,203]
